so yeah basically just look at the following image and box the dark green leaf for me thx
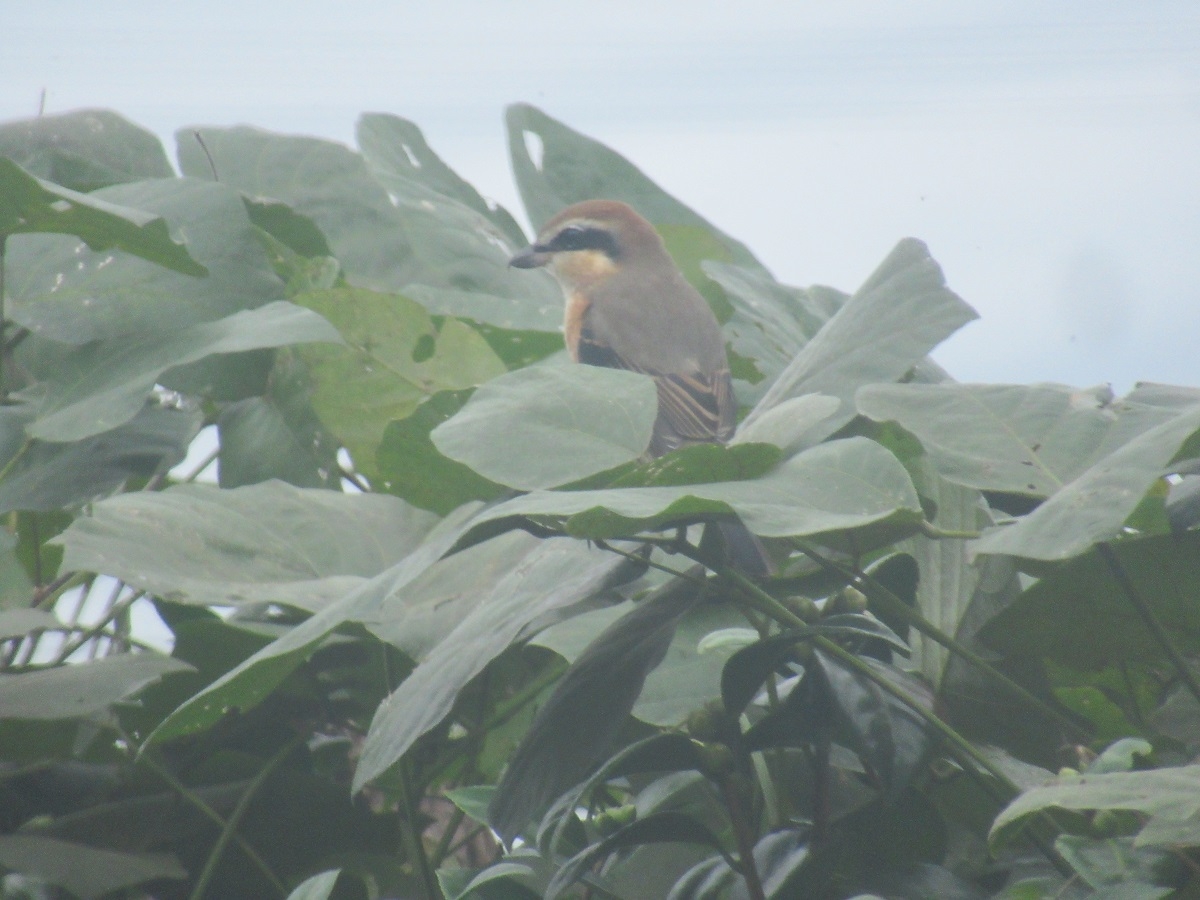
[215,352,339,489]
[810,652,933,794]
[490,578,700,844]
[0,402,201,515]
[0,160,204,279]
[545,812,728,900]
[295,287,505,479]
[376,390,507,514]
[354,539,643,792]
[978,531,1200,669]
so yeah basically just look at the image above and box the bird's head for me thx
[509,199,668,290]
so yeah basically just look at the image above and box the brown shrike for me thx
[510,199,772,575]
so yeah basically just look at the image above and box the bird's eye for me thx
[548,224,621,258]
[554,225,590,251]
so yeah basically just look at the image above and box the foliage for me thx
[0,105,1199,900]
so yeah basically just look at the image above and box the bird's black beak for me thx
[509,245,550,269]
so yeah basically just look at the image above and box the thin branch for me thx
[188,737,300,900]
[792,539,1089,740]
[139,752,287,897]
[1099,542,1200,707]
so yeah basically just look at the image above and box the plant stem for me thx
[398,759,444,900]
[1099,542,1200,707]
[719,774,766,900]
[140,752,286,897]
[188,737,299,900]
[792,540,1089,740]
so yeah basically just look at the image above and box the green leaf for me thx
[376,390,508,514]
[471,436,923,544]
[978,531,1200,669]
[490,581,701,844]
[0,109,172,191]
[545,812,727,900]
[601,441,781,490]
[444,785,497,826]
[743,238,978,429]
[178,124,562,333]
[895,469,989,685]
[0,653,194,720]
[353,539,642,792]
[0,835,186,900]
[609,602,746,727]
[639,608,753,727]
[284,869,342,900]
[216,353,340,489]
[144,504,480,745]
[23,300,340,442]
[990,764,1200,850]
[0,402,201,515]
[809,652,934,795]
[973,404,1200,563]
[431,365,658,490]
[705,261,845,392]
[0,159,206,282]
[56,480,439,612]
[357,111,527,249]
[857,383,1118,497]
[505,104,762,270]
[732,393,842,456]
[5,175,278,342]
[1054,835,1171,897]
[295,287,505,478]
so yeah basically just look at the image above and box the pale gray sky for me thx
[4,1,1198,392]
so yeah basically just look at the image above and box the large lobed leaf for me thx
[144,504,482,746]
[743,237,978,429]
[352,539,643,791]
[990,764,1200,850]
[468,436,923,546]
[295,286,505,479]
[0,109,173,192]
[55,480,440,612]
[978,531,1200,670]
[19,300,340,442]
[0,159,204,279]
[973,403,1200,563]
[431,364,658,490]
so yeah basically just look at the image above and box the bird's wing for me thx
[576,324,735,453]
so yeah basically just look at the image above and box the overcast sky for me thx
[4,1,1198,393]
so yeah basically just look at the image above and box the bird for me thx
[509,199,772,575]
